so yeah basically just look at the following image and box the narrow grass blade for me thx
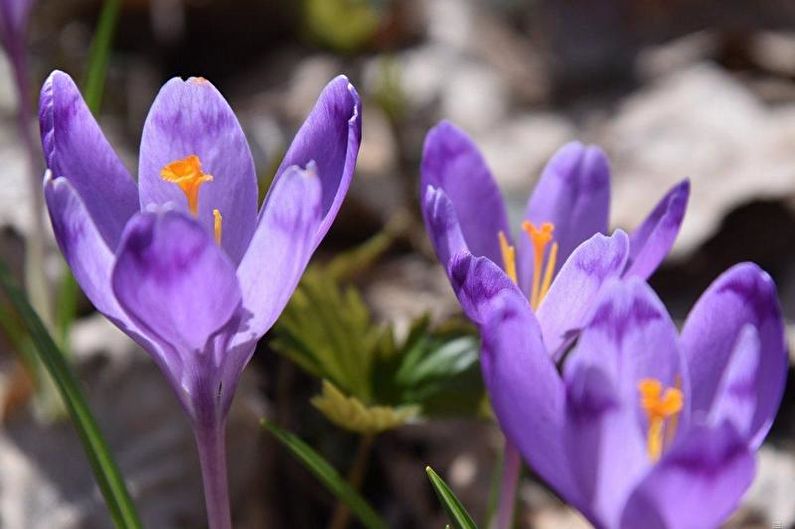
[261,419,389,529]
[0,260,143,529]
[83,0,122,112]
[426,466,479,529]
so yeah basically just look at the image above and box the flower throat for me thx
[161,154,223,245]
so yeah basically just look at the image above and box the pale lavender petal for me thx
[474,272,579,508]
[562,278,685,527]
[624,180,690,279]
[619,423,755,529]
[420,121,510,265]
[519,142,610,293]
[708,325,760,439]
[681,262,786,447]
[39,70,138,248]
[112,210,242,358]
[273,75,361,247]
[422,186,469,273]
[233,165,323,347]
[138,77,258,264]
[536,230,629,361]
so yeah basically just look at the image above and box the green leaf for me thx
[0,260,143,529]
[426,466,479,529]
[272,269,381,402]
[261,420,390,529]
[83,0,122,112]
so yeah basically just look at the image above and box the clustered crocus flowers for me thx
[39,58,787,528]
[40,70,361,529]
[421,121,689,528]
[422,121,787,529]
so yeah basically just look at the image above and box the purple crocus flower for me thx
[0,0,34,63]
[421,121,689,528]
[40,70,361,529]
[451,250,787,529]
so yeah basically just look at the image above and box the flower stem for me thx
[327,434,375,529]
[493,440,521,529]
[195,421,233,529]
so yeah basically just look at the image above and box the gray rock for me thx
[603,63,795,257]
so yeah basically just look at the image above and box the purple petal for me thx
[39,70,138,248]
[448,251,521,326]
[233,165,323,346]
[519,142,610,294]
[112,210,242,359]
[474,272,577,507]
[536,230,630,361]
[273,75,361,248]
[619,423,755,529]
[44,172,126,324]
[138,77,258,265]
[708,326,760,438]
[420,121,510,265]
[0,0,35,50]
[624,180,690,279]
[422,186,469,273]
[561,278,685,527]
[681,263,787,447]
[44,173,179,389]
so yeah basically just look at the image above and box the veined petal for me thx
[624,180,690,279]
[233,165,323,346]
[112,210,243,359]
[44,172,127,324]
[39,70,138,248]
[619,423,755,529]
[448,251,521,326]
[422,186,469,273]
[537,230,629,361]
[681,263,786,447]
[273,75,361,248]
[44,173,180,388]
[475,276,578,508]
[420,121,510,264]
[562,278,685,527]
[138,77,258,265]
[519,142,610,293]
[708,325,759,439]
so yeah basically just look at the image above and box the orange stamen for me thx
[160,155,213,216]
[522,221,556,309]
[638,378,683,462]
[498,231,518,284]
[213,209,223,246]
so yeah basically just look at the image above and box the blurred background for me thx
[1,0,795,528]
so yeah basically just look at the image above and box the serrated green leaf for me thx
[426,466,480,529]
[262,420,389,529]
[312,380,419,434]
[272,270,380,401]
[0,260,142,529]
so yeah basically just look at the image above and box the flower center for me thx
[160,155,214,216]
[522,221,559,310]
[638,378,683,462]
[497,222,559,310]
